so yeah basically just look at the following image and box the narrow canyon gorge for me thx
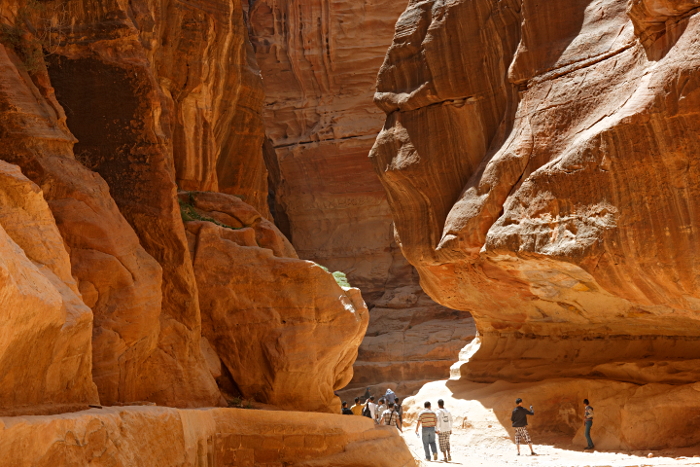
[0,0,699,465]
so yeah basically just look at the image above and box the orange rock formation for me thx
[371,0,700,449]
[0,0,370,414]
[0,406,415,466]
[183,191,369,413]
[248,0,474,396]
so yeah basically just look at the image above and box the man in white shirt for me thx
[436,399,453,462]
[376,398,387,424]
[366,396,378,423]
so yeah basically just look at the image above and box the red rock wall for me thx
[248,0,475,395]
[247,0,408,302]
[370,0,700,384]
[0,0,367,414]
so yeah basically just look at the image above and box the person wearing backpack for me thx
[379,402,402,432]
[583,399,595,450]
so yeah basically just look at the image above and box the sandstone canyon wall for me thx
[247,0,475,396]
[0,0,370,415]
[371,0,700,449]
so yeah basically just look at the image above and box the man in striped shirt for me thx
[415,401,439,461]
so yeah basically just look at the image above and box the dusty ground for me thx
[401,429,700,467]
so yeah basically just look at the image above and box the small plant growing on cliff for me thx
[313,263,352,288]
[178,193,241,230]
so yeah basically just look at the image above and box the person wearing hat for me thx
[511,398,537,456]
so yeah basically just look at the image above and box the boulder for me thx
[184,192,369,413]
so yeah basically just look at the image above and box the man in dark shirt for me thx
[583,399,595,450]
[511,398,537,456]
[341,401,353,415]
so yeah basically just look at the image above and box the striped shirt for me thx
[418,409,437,428]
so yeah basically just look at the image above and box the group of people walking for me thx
[343,390,595,462]
[341,388,405,432]
[415,399,453,462]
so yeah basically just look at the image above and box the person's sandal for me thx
[531,452,538,456]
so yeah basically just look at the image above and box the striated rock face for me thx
[0,161,98,414]
[371,0,700,388]
[247,0,408,303]
[183,192,369,413]
[248,0,473,397]
[0,36,165,407]
[0,406,416,467]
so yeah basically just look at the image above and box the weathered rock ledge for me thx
[0,406,415,466]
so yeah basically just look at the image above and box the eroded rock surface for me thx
[0,161,98,414]
[183,192,368,413]
[0,406,416,467]
[248,0,473,397]
[0,35,166,406]
[371,0,700,390]
[248,0,407,302]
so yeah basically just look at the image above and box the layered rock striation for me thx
[248,0,474,396]
[0,406,416,467]
[371,0,700,386]
[0,0,368,414]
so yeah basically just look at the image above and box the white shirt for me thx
[436,408,453,432]
[376,404,387,421]
[368,402,377,419]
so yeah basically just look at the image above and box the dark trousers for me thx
[584,420,594,448]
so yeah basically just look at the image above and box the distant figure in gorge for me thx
[350,397,363,415]
[365,395,378,422]
[511,398,537,456]
[341,401,353,415]
[583,399,595,450]
[436,399,453,462]
[415,401,439,461]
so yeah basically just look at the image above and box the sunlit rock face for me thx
[0,161,98,415]
[182,191,369,413]
[370,0,700,383]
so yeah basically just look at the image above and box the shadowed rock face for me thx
[370,0,700,383]
[247,0,409,303]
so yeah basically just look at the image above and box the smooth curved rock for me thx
[184,192,369,413]
[0,160,98,414]
[371,0,700,392]
[0,407,416,467]
[0,39,165,406]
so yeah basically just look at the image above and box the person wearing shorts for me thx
[511,398,537,456]
[436,399,453,462]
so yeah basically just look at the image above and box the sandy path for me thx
[401,429,700,467]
